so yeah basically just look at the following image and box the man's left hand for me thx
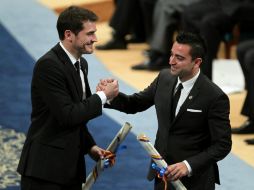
[164,162,189,181]
[89,145,116,166]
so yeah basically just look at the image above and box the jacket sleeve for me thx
[187,93,232,175]
[105,73,160,113]
[33,57,102,128]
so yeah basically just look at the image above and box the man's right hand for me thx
[97,79,119,100]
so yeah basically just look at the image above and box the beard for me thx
[82,42,94,54]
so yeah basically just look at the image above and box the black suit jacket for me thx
[203,0,248,16]
[106,69,232,189]
[17,43,103,184]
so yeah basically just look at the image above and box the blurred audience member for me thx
[181,0,247,79]
[132,0,201,71]
[231,41,254,145]
[230,2,254,144]
[96,0,157,50]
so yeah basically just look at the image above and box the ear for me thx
[64,30,73,41]
[194,58,202,68]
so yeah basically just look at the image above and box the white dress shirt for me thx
[174,69,200,176]
[60,42,107,104]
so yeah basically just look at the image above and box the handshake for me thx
[96,78,119,100]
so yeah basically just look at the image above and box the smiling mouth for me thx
[171,66,177,70]
[83,43,93,48]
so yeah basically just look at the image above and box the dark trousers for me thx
[21,176,82,190]
[110,0,156,41]
[237,40,254,119]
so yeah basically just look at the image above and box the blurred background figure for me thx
[181,0,253,79]
[229,2,254,144]
[132,0,202,71]
[96,0,157,50]
[231,40,254,144]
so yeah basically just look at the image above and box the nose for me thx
[92,34,98,42]
[169,55,175,65]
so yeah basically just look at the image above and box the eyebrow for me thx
[175,54,185,59]
[171,51,185,59]
[87,30,96,35]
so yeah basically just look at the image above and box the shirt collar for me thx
[60,42,80,65]
[176,69,200,90]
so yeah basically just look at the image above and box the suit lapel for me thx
[52,43,83,100]
[166,76,178,123]
[173,74,203,122]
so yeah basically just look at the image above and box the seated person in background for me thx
[132,0,202,71]
[181,0,247,79]
[231,40,254,144]
[225,2,254,144]
[96,0,157,50]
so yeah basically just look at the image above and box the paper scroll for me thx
[137,134,187,190]
[82,122,132,190]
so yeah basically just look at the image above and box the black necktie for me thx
[171,83,183,119]
[74,61,87,99]
[74,61,80,76]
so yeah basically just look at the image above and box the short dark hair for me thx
[57,6,98,40]
[176,31,207,61]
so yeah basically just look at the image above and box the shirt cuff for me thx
[96,91,107,105]
[183,160,192,177]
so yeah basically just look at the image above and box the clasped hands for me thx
[96,78,119,101]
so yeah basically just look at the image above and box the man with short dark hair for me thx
[17,6,118,190]
[98,32,232,189]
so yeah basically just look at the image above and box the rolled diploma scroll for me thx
[82,122,132,190]
[137,134,187,190]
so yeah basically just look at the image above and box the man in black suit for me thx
[98,32,232,189]
[17,6,118,190]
